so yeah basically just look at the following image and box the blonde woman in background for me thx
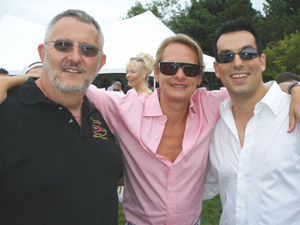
[126,52,154,95]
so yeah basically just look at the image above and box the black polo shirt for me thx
[0,78,123,225]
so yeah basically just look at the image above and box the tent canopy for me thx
[0,11,215,75]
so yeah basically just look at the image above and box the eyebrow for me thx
[219,45,256,54]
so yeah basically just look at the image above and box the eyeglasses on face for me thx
[158,62,201,77]
[217,48,260,63]
[45,39,102,57]
[130,57,145,63]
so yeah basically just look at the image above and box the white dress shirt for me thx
[204,81,300,225]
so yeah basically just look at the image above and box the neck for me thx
[36,75,84,118]
[134,82,147,94]
[159,95,189,123]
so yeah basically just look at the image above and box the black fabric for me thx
[0,78,123,225]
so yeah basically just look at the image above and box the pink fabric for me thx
[86,86,228,225]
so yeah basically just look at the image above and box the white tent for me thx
[0,13,45,75]
[0,11,215,75]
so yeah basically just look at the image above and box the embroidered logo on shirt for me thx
[91,118,108,141]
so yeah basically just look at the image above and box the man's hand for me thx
[288,85,300,133]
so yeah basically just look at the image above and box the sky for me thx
[0,0,266,26]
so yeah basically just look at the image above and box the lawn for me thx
[118,194,222,225]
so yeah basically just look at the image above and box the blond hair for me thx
[154,34,205,72]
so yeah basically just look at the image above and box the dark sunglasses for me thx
[130,57,145,63]
[158,62,201,77]
[45,39,102,57]
[217,48,260,63]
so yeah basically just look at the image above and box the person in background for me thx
[276,71,300,84]
[107,79,117,91]
[126,52,154,96]
[204,18,300,224]
[123,84,133,94]
[22,61,43,75]
[0,9,122,225]
[0,68,9,76]
[113,81,122,92]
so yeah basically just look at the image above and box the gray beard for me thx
[43,55,98,94]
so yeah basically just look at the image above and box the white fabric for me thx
[204,81,300,225]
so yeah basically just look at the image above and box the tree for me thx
[124,0,181,22]
[257,0,300,49]
[217,0,261,26]
[263,31,300,81]
[166,1,216,55]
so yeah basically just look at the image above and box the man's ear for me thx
[38,44,45,63]
[154,66,159,83]
[260,53,266,72]
[213,61,220,78]
[197,72,203,86]
[97,53,106,72]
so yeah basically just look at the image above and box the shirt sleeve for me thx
[203,160,220,200]
[85,84,123,135]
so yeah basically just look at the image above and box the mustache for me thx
[59,61,87,73]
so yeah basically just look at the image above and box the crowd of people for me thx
[0,9,300,225]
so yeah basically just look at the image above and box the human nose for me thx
[174,66,186,79]
[66,45,82,62]
[232,53,244,68]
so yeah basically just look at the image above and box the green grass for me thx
[117,194,222,225]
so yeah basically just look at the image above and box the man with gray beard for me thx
[0,9,123,225]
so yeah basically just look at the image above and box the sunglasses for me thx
[217,48,260,63]
[158,62,201,77]
[130,57,145,63]
[45,39,102,57]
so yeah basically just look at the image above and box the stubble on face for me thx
[43,53,99,94]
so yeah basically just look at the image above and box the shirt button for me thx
[170,211,173,214]
[155,136,158,139]
[69,119,73,123]
[170,188,173,192]
[237,150,241,154]
[239,176,243,181]
[238,205,242,209]
[161,117,164,120]
[58,107,63,110]
[171,166,173,170]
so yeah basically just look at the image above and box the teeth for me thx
[171,84,186,88]
[232,74,247,78]
[65,69,80,73]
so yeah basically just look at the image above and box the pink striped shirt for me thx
[86,86,228,225]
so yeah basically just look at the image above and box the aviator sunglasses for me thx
[217,48,260,63]
[45,39,102,57]
[158,62,201,77]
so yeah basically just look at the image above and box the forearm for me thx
[0,74,39,104]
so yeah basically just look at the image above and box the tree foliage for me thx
[167,1,216,55]
[124,0,181,22]
[257,0,300,49]
[263,31,300,81]
[124,0,300,79]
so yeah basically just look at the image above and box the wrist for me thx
[287,81,300,95]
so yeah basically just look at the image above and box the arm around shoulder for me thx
[0,74,38,104]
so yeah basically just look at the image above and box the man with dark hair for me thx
[277,71,300,84]
[204,18,300,224]
[0,68,9,76]
[0,9,122,225]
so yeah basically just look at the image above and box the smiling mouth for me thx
[171,84,187,88]
[231,74,248,78]
[64,69,81,73]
